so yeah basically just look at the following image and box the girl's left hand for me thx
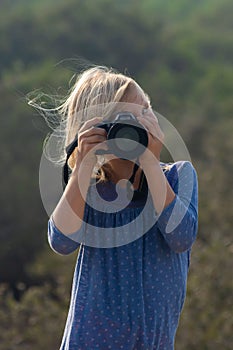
[137,108,164,164]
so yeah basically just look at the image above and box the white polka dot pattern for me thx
[48,161,198,349]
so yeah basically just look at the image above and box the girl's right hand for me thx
[52,117,107,234]
[74,117,107,169]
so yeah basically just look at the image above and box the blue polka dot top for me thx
[48,161,198,350]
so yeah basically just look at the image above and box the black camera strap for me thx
[128,162,139,184]
[127,160,148,201]
[62,136,78,190]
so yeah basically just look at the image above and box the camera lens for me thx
[108,123,148,159]
[114,126,139,151]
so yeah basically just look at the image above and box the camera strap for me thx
[128,162,139,184]
[127,160,148,201]
[62,136,78,190]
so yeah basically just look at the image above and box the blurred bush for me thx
[0,0,232,348]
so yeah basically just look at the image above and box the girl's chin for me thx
[106,158,135,165]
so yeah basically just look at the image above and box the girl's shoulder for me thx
[160,161,197,186]
[160,160,196,173]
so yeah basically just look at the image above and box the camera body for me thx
[96,112,148,159]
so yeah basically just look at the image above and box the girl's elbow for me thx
[48,232,78,256]
[47,220,80,255]
[167,219,198,253]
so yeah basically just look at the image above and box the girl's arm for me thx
[138,110,176,214]
[51,159,93,235]
[138,111,198,253]
[48,117,107,254]
[141,158,176,214]
[143,160,198,252]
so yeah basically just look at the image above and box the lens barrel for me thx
[107,122,148,159]
[96,113,148,159]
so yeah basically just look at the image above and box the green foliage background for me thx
[0,0,232,348]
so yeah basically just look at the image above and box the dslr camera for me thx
[95,112,148,159]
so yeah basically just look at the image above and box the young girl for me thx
[47,66,198,349]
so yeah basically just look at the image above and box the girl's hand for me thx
[74,117,107,169]
[137,108,164,165]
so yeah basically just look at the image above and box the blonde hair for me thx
[62,66,149,175]
[30,65,149,180]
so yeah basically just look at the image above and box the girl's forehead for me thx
[125,85,149,106]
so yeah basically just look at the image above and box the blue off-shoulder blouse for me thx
[48,161,198,350]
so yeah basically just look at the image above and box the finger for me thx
[138,117,164,141]
[80,141,108,157]
[138,117,155,134]
[79,117,103,133]
[82,134,107,144]
[78,134,107,152]
[138,115,159,128]
[138,115,161,131]
[79,125,107,140]
[93,140,108,151]
[143,112,158,123]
